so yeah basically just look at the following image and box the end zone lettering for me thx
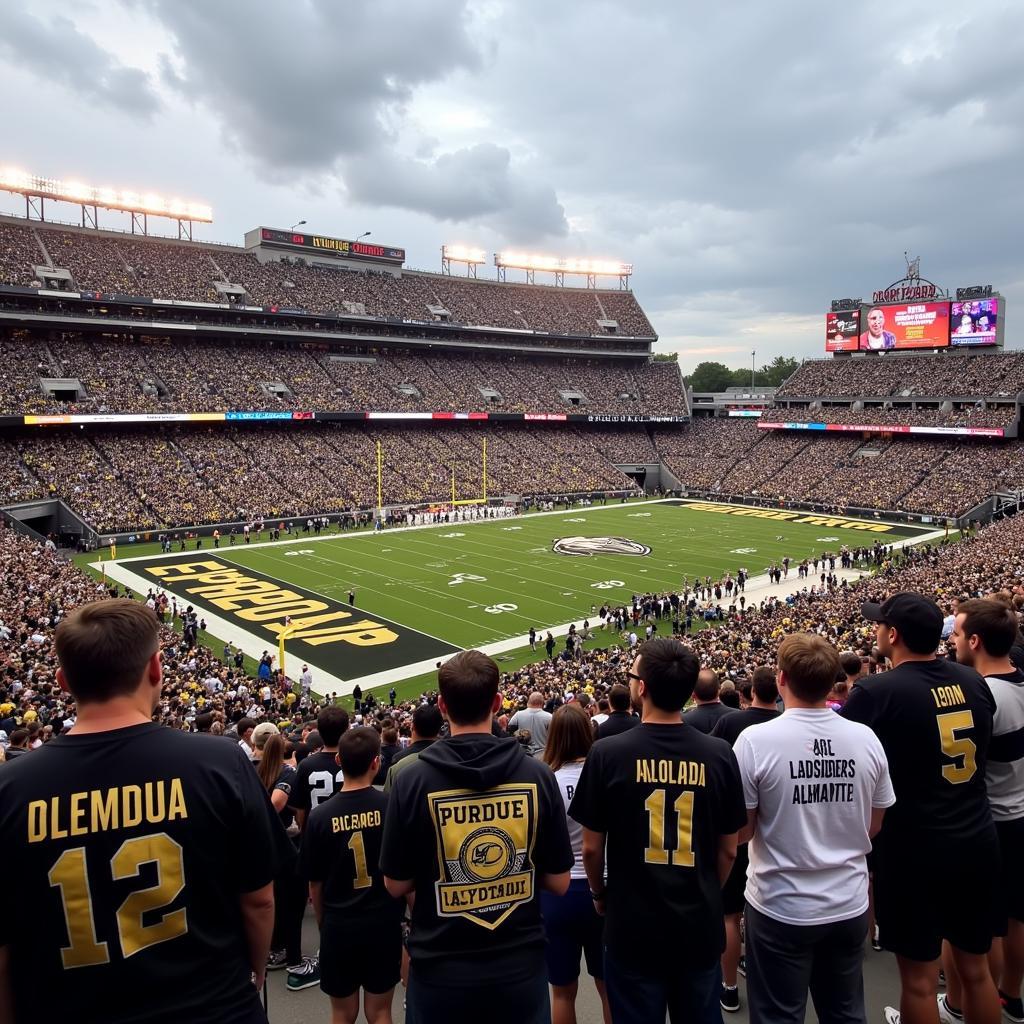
[682,502,893,533]
[144,559,398,647]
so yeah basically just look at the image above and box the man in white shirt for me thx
[735,632,895,1024]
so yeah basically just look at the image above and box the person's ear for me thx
[492,691,503,713]
[56,667,71,694]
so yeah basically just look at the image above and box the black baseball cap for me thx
[861,592,944,655]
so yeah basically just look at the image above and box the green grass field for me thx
[106,499,938,698]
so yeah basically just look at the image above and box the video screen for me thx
[859,302,950,350]
[950,298,999,347]
[826,310,860,352]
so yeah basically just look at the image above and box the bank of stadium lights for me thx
[493,251,633,289]
[0,167,213,239]
[441,244,488,278]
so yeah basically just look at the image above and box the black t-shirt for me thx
[301,787,403,925]
[682,702,737,734]
[289,749,343,817]
[379,734,573,984]
[273,765,297,830]
[0,723,292,1024]
[841,658,995,840]
[569,723,746,973]
[711,707,781,746]
[597,711,640,739]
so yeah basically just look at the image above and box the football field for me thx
[100,500,940,695]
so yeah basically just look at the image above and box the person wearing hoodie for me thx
[381,649,574,1024]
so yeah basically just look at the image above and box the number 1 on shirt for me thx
[644,789,695,867]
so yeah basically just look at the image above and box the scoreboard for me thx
[248,227,405,266]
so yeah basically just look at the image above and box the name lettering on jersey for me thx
[144,560,398,648]
[28,779,188,843]
[428,783,539,930]
[331,810,382,833]
[635,759,707,787]
[681,501,894,533]
[931,685,966,708]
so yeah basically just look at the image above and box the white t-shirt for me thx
[735,708,895,925]
[553,761,588,880]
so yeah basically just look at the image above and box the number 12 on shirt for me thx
[644,789,695,867]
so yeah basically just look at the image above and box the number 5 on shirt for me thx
[937,710,977,784]
[644,789,695,867]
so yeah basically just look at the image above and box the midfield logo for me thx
[552,536,651,557]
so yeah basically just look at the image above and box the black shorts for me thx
[997,817,1024,927]
[319,918,402,998]
[722,844,749,916]
[874,831,1002,962]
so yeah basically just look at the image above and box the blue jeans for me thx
[603,950,723,1024]
[405,962,550,1024]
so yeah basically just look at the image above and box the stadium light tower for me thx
[290,219,306,230]
[751,350,756,390]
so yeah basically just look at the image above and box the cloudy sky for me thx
[1,0,1021,370]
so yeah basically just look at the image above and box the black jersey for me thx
[841,658,995,840]
[711,706,781,746]
[289,749,344,816]
[0,723,292,1024]
[568,723,746,974]
[300,787,403,923]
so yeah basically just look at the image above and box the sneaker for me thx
[720,985,740,1014]
[872,925,882,951]
[286,956,321,992]
[265,949,288,971]
[936,993,963,1023]
[884,1008,901,1023]
[1001,990,1024,1023]
[737,955,747,978]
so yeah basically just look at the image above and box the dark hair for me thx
[54,600,160,704]
[256,734,287,792]
[778,633,841,703]
[542,704,593,771]
[839,652,862,679]
[237,718,256,738]
[958,598,1019,659]
[338,727,381,777]
[305,730,324,752]
[412,703,443,738]
[9,728,29,748]
[194,712,213,732]
[382,726,398,745]
[609,683,631,712]
[693,668,720,702]
[438,650,499,725]
[638,639,701,712]
[317,706,350,748]
[752,666,778,704]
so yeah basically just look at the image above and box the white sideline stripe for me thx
[91,523,945,695]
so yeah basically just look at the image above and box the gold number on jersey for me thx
[48,848,110,969]
[937,710,978,784]
[48,833,187,967]
[112,835,188,957]
[643,789,695,867]
[348,830,372,889]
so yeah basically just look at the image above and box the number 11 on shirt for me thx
[644,789,695,867]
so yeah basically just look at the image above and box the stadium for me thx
[2,163,1024,1024]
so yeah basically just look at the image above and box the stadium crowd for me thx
[771,404,1018,429]
[777,352,1024,399]
[0,332,685,417]
[0,218,656,337]
[2,508,1024,1023]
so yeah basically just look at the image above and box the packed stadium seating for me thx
[656,417,1024,516]
[1,425,643,532]
[0,218,655,337]
[777,351,1024,398]
[0,333,686,416]
[767,405,1017,429]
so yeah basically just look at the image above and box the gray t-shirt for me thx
[508,707,553,754]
